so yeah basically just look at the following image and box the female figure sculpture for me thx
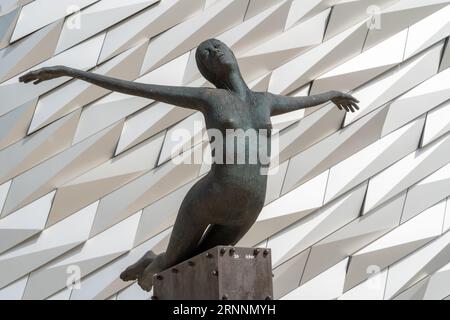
[19,39,359,291]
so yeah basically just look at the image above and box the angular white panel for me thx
[311,30,408,94]
[402,163,450,222]
[0,180,11,212]
[444,198,450,233]
[394,262,450,300]
[269,20,367,95]
[263,161,289,205]
[29,41,147,134]
[301,192,406,285]
[440,36,450,71]
[284,0,329,30]
[116,283,151,300]
[324,0,398,41]
[0,98,36,150]
[0,109,80,184]
[339,270,388,300]
[381,67,450,136]
[245,0,285,20]
[140,0,249,75]
[216,0,291,57]
[1,122,122,218]
[272,249,309,299]
[46,288,72,300]
[116,101,194,155]
[282,105,389,194]
[325,117,425,203]
[0,276,28,300]
[97,52,193,153]
[0,8,20,50]
[0,202,97,288]
[0,20,62,82]
[403,5,450,59]
[345,200,446,291]
[23,211,141,300]
[134,180,198,246]
[267,180,366,267]
[238,170,329,247]
[344,42,442,126]
[158,112,206,166]
[277,103,344,165]
[55,0,158,54]
[0,191,55,254]
[281,259,348,300]
[0,32,105,117]
[364,133,450,213]
[90,143,205,236]
[70,228,171,300]
[46,131,165,227]
[363,0,450,50]
[384,231,450,299]
[74,51,191,144]
[422,99,450,147]
[100,0,204,62]
[11,0,98,41]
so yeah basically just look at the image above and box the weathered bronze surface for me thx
[152,246,273,300]
[20,38,359,292]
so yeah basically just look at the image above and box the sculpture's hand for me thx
[19,66,67,85]
[331,91,360,112]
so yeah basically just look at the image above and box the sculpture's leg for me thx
[193,222,253,255]
[120,250,157,281]
[136,206,208,291]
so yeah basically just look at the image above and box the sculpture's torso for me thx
[188,90,272,225]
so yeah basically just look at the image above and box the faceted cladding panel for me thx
[0,0,449,300]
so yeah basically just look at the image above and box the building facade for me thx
[0,0,449,300]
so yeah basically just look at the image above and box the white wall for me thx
[0,0,449,300]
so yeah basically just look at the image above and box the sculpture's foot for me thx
[137,253,166,292]
[120,250,157,282]
[137,271,154,292]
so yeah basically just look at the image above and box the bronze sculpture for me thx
[19,38,359,292]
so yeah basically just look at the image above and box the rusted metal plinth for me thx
[152,246,273,300]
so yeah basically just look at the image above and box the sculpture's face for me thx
[196,39,237,84]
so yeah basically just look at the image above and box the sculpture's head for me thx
[195,39,239,87]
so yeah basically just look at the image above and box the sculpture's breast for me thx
[206,91,272,131]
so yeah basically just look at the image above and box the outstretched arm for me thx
[19,66,211,112]
[267,90,359,116]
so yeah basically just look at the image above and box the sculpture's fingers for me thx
[349,95,359,103]
[351,102,359,110]
[33,79,42,85]
[344,93,358,103]
[344,103,353,112]
[19,74,34,83]
[24,76,37,83]
[336,104,343,110]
